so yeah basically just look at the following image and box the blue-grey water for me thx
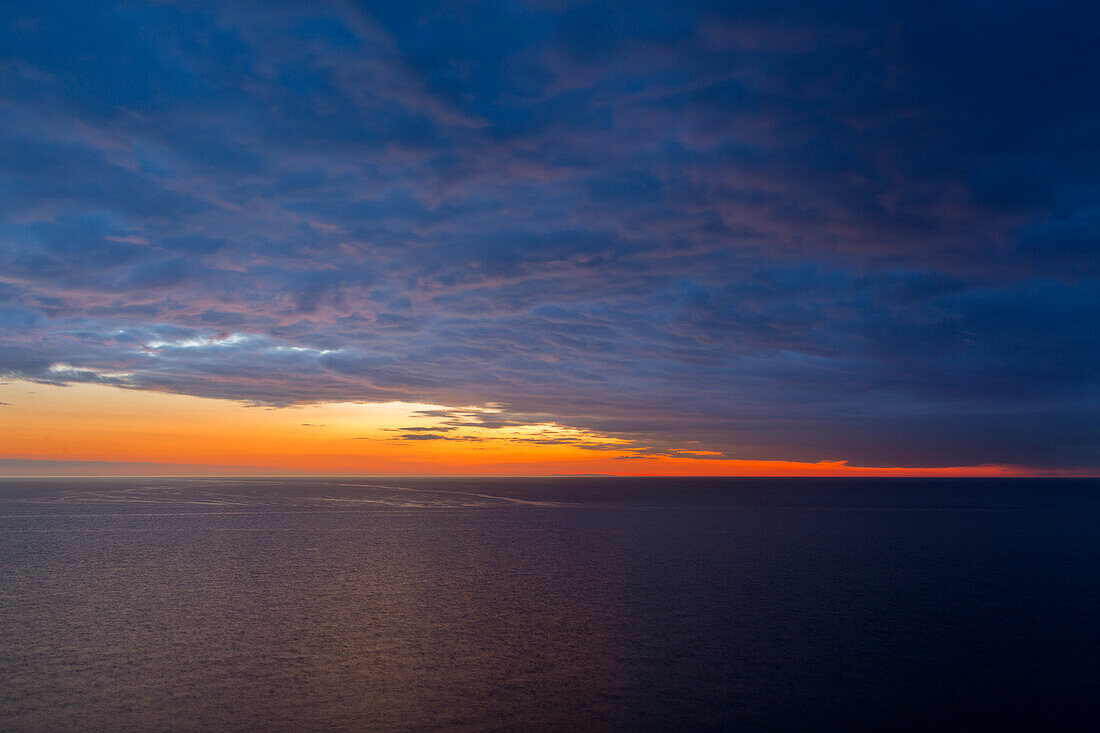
[0,477,1097,731]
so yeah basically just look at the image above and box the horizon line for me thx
[1,473,1097,480]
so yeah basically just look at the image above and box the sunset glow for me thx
[0,381,1052,476]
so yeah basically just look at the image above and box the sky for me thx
[0,0,1097,476]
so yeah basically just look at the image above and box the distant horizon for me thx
[2,460,1095,480]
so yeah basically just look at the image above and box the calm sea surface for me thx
[0,477,1097,731]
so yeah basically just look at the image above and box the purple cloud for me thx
[0,0,1097,468]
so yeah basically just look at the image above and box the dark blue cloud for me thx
[0,0,1097,468]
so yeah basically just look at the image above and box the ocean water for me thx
[0,477,1097,731]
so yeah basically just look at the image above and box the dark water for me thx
[0,477,1097,731]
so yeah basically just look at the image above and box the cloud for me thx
[0,0,1097,468]
[393,433,484,442]
[386,426,458,432]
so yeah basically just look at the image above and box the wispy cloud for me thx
[0,1,1097,468]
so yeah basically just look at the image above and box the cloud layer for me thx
[1,0,1098,468]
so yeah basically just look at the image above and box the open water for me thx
[0,477,1097,731]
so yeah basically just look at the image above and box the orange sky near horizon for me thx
[0,379,1056,477]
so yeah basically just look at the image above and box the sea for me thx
[0,477,1097,731]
